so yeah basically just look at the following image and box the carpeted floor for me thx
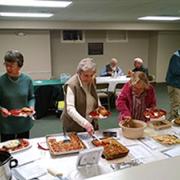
[30,83,170,138]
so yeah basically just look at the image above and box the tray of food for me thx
[91,137,129,160]
[0,139,31,153]
[153,134,180,145]
[151,120,171,130]
[89,107,111,119]
[46,133,86,155]
[144,108,166,121]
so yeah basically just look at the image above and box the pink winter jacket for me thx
[116,82,156,122]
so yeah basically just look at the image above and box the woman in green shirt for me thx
[0,50,35,142]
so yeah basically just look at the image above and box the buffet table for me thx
[11,125,180,180]
[96,76,130,92]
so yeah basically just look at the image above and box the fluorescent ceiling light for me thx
[138,16,180,21]
[0,0,72,8]
[0,12,53,18]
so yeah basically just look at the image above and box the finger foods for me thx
[144,108,166,119]
[153,134,180,145]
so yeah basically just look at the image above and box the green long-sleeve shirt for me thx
[0,73,35,134]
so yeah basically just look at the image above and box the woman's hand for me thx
[84,122,94,135]
[124,116,132,121]
[1,108,11,117]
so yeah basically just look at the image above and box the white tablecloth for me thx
[11,125,180,180]
[96,76,130,92]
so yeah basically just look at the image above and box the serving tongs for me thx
[91,134,102,143]
[62,131,71,143]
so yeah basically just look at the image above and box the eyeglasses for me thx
[3,62,18,68]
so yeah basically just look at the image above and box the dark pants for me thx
[0,131,30,142]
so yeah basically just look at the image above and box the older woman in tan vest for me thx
[61,58,101,135]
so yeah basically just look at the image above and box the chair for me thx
[96,83,111,110]
[114,83,124,97]
[110,83,124,108]
[148,74,156,87]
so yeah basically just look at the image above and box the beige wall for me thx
[51,30,150,78]
[0,30,51,79]
[148,32,158,77]
[0,29,180,82]
[156,31,180,82]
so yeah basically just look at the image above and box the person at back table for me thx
[61,58,102,135]
[100,58,124,77]
[0,50,35,142]
[128,57,149,77]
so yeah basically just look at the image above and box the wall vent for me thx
[106,30,128,42]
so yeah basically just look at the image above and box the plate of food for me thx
[0,139,31,153]
[151,120,171,130]
[9,108,34,117]
[172,117,180,126]
[46,133,86,155]
[153,134,180,145]
[144,108,166,121]
[91,137,129,160]
[89,107,111,119]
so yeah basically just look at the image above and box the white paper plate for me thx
[89,114,108,119]
[0,139,32,154]
[150,115,166,122]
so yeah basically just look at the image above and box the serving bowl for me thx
[119,120,147,139]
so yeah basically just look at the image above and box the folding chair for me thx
[96,83,111,110]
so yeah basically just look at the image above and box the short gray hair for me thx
[134,57,143,64]
[111,58,118,64]
[77,58,96,73]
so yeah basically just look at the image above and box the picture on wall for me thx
[88,43,103,55]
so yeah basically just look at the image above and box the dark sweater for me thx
[166,50,180,88]
[0,73,35,134]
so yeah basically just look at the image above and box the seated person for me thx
[116,71,156,123]
[100,58,124,77]
[128,57,149,77]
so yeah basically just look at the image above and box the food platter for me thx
[46,133,86,155]
[151,120,171,130]
[91,137,129,160]
[0,139,31,153]
[153,134,180,145]
[144,108,166,121]
[89,108,111,119]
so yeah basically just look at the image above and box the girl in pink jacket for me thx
[116,72,156,122]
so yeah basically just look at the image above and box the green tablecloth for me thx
[33,79,65,88]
